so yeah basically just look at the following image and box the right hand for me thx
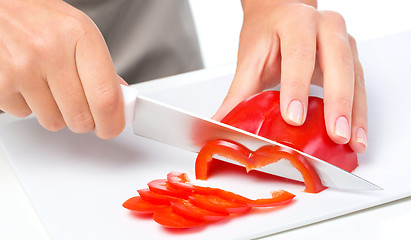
[0,0,126,139]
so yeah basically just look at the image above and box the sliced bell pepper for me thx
[195,140,251,180]
[124,171,296,229]
[147,179,190,199]
[214,188,295,207]
[137,188,183,205]
[166,171,296,206]
[195,139,325,193]
[188,194,251,214]
[251,145,326,193]
[170,199,229,222]
[153,206,206,228]
[167,171,218,195]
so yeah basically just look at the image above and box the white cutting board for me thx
[0,32,411,240]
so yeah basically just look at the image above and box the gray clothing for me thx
[65,0,203,84]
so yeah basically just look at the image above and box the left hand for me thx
[213,0,367,153]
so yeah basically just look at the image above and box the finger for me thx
[347,36,368,153]
[47,48,94,134]
[278,13,317,126]
[0,90,32,117]
[74,20,124,139]
[213,30,281,121]
[318,11,355,144]
[18,77,66,131]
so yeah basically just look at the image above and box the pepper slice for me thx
[153,206,205,228]
[167,171,217,195]
[195,139,325,193]
[252,145,326,193]
[214,188,295,207]
[137,188,183,205]
[122,196,166,213]
[188,194,251,214]
[171,199,228,222]
[147,179,191,199]
[195,140,251,180]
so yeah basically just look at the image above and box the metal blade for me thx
[132,95,382,191]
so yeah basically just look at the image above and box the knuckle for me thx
[296,4,319,20]
[65,11,96,41]
[69,112,94,133]
[321,11,347,29]
[284,80,309,93]
[11,53,37,75]
[334,96,353,111]
[348,35,357,48]
[93,84,120,112]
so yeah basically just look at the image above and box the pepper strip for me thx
[195,139,325,193]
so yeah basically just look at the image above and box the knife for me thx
[121,85,382,191]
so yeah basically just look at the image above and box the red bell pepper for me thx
[195,90,358,193]
[220,90,358,171]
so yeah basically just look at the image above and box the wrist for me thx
[241,0,317,13]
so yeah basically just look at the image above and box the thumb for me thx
[117,75,129,86]
[212,73,260,121]
[213,46,280,121]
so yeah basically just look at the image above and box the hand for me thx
[0,0,126,139]
[213,0,367,153]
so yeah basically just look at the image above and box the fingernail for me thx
[287,100,303,125]
[335,116,349,141]
[355,127,367,150]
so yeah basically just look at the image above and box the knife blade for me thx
[121,85,381,191]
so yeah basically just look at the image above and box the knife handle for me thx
[121,84,139,126]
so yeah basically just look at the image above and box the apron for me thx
[65,0,203,84]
